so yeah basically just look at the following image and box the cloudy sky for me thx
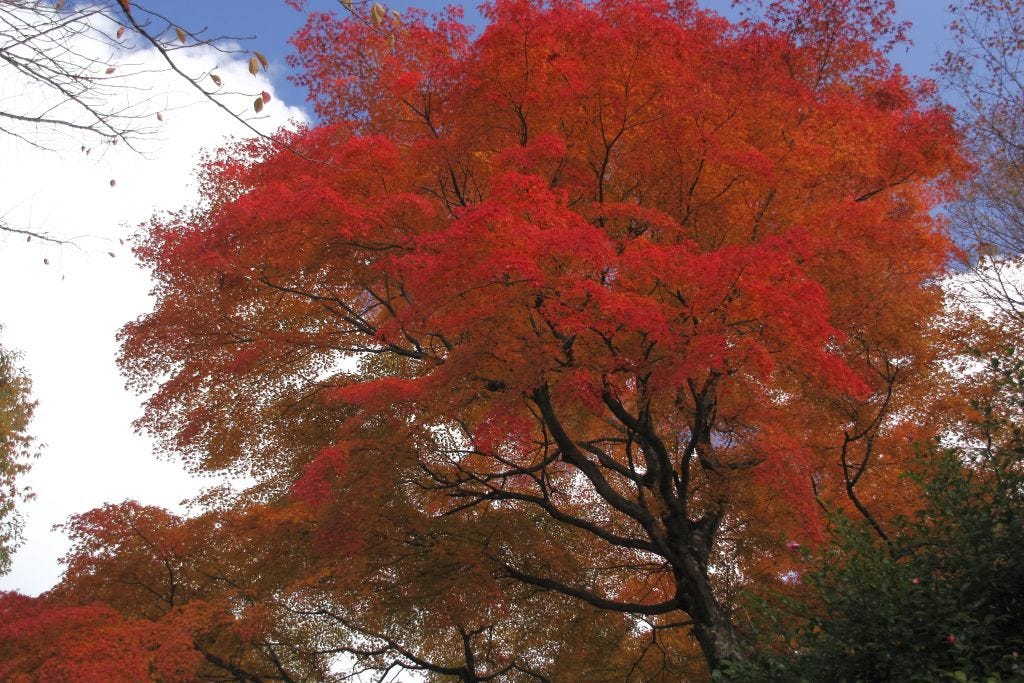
[0,8,306,594]
[0,0,956,596]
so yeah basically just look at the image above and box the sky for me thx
[0,0,958,596]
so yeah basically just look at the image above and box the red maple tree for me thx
[110,0,964,672]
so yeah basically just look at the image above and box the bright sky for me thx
[0,0,956,596]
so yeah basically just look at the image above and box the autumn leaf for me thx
[370,3,385,25]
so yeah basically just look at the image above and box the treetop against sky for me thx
[3,0,1021,680]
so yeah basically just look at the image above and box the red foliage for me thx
[0,592,200,682]
[116,0,966,671]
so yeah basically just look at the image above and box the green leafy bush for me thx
[726,354,1024,682]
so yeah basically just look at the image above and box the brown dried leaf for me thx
[371,3,385,25]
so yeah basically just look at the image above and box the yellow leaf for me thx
[341,0,352,8]
[175,27,186,44]
[248,56,259,76]
[255,51,269,70]
[253,97,264,113]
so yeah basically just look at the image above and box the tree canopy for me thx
[2,0,994,679]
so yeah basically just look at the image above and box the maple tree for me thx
[0,590,201,682]
[108,0,968,675]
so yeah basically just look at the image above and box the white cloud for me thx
[0,16,308,595]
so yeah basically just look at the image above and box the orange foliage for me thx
[112,0,970,674]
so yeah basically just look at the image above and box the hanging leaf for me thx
[43,258,49,265]
[371,3,385,25]
[55,0,66,11]
[255,51,269,70]
[109,179,116,187]
[210,73,222,87]
[156,112,164,122]
[25,235,31,243]
[105,67,116,74]
[116,26,126,39]
[253,97,264,113]
[248,56,259,76]
[340,0,352,7]
[261,91,272,104]
[108,252,116,258]
[175,27,187,44]
[118,0,130,15]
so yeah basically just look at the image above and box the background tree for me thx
[941,0,1024,321]
[116,0,964,673]
[0,340,36,575]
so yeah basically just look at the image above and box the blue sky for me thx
[138,0,958,120]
